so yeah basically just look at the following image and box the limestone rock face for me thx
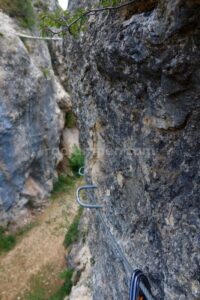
[65,211,92,300]
[0,12,70,225]
[65,1,200,299]
[62,128,79,157]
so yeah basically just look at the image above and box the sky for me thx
[58,0,68,9]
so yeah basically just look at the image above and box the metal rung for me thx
[78,166,85,176]
[76,185,103,209]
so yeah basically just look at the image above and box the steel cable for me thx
[77,185,156,300]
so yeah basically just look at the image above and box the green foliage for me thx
[34,0,48,12]
[39,7,88,38]
[17,222,38,237]
[25,286,45,300]
[39,0,123,37]
[0,226,16,254]
[65,111,77,128]
[42,68,50,78]
[39,9,69,36]
[52,175,75,195]
[90,256,96,266]
[100,0,121,7]
[63,207,83,248]
[23,266,74,300]
[69,146,84,176]
[49,269,74,300]
[0,0,35,29]
[67,8,87,38]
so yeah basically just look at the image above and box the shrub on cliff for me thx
[63,207,83,248]
[49,268,74,300]
[39,0,122,37]
[52,175,75,195]
[65,111,77,128]
[0,227,16,254]
[69,146,84,176]
[0,0,35,29]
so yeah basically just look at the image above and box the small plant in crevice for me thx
[63,207,83,249]
[73,269,82,286]
[0,226,16,254]
[51,175,75,196]
[90,256,96,266]
[49,268,74,300]
[65,111,77,128]
[42,67,50,78]
[69,146,85,176]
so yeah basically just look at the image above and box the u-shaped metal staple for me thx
[76,185,104,209]
[78,167,85,176]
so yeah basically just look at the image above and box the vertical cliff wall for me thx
[65,1,200,299]
[0,8,70,225]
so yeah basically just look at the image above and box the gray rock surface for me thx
[65,211,92,300]
[0,12,70,225]
[65,0,200,299]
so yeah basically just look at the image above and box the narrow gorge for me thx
[0,0,200,300]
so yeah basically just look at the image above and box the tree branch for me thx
[66,0,140,31]
[40,0,157,37]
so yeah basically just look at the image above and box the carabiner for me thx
[129,269,151,300]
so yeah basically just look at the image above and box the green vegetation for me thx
[0,0,35,29]
[69,146,85,176]
[65,111,77,128]
[23,264,53,300]
[49,269,74,300]
[39,8,67,36]
[17,221,38,237]
[0,221,39,255]
[39,0,122,37]
[34,0,48,12]
[90,256,96,266]
[25,285,45,300]
[100,0,121,7]
[51,175,75,196]
[64,207,83,248]
[0,226,16,254]
[23,267,74,300]
[42,68,50,78]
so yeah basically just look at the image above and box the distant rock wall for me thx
[65,0,200,299]
[0,12,70,225]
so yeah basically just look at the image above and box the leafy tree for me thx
[39,0,138,38]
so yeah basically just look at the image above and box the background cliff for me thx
[0,0,72,226]
[65,0,200,299]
